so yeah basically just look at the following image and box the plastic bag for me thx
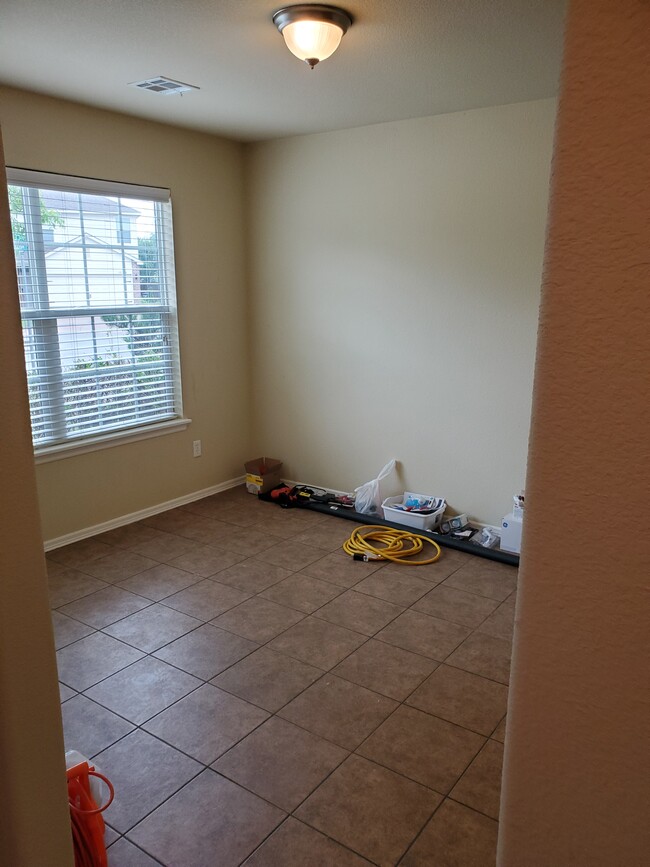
[354,459,397,515]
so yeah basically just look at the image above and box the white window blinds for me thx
[7,169,183,450]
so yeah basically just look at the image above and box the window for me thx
[8,169,185,455]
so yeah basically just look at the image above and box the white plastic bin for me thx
[382,492,446,531]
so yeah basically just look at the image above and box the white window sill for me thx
[34,417,192,464]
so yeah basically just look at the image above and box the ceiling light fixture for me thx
[272,4,352,70]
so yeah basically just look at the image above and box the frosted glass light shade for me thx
[273,5,352,68]
[282,20,343,64]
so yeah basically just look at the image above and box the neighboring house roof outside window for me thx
[40,190,140,216]
[44,232,139,260]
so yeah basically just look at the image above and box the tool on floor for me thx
[343,525,442,565]
[66,753,114,867]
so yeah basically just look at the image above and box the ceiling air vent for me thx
[129,77,200,95]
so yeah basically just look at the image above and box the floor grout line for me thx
[51,489,513,865]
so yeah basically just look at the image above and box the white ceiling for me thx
[0,0,566,142]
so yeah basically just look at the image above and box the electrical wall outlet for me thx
[192,440,202,458]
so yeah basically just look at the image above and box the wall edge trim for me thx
[43,475,246,550]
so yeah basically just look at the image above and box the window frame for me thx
[7,168,190,460]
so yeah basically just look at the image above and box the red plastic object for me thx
[67,761,114,867]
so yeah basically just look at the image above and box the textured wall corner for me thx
[0,129,74,866]
[499,1,650,865]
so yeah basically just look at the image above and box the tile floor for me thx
[51,485,517,866]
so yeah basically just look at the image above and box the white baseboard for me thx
[44,475,246,551]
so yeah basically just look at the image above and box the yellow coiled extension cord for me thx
[343,525,442,566]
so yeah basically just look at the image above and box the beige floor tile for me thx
[48,568,108,608]
[293,523,356,552]
[102,604,201,652]
[444,560,518,601]
[129,532,198,563]
[96,729,201,833]
[212,596,305,643]
[446,632,512,684]
[254,540,326,571]
[167,544,246,577]
[268,617,366,670]
[243,817,373,866]
[128,770,284,866]
[170,515,240,546]
[412,547,471,580]
[47,497,512,866]
[47,537,114,568]
[213,716,347,811]
[377,550,464,585]
[59,682,76,702]
[260,573,344,613]
[333,639,437,701]
[61,694,134,757]
[77,550,158,583]
[250,509,327,539]
[179,498,226,520]
[95,522,168,550]
[103,825,120,848]
[314,590,403,636]
[51,610,94,649]
[118,564,201,601]
[491,715,507,743]
[46,560,68,578]
[477,599,516,641]
[301,550,384,588]
[217,559,292,594]
[406,664,508,735]
[413,585,499,628]
[353,569,432,606]
[211,647,323,712]
[214,503,270,528]
[401,798,497,866]
[143,683,269,764]
[376,610,471,661]
[85,657,200,724]
[105,837,159,865]
[278,675,397,750]
[162,578,251,620]
[143,507,208,535]
[180,497,237,520]
[358,704,485,794]
[58,586,150,629]
[215,527,281,556]
[56,632,144,691]
[153,623,257,680]
[450,740,504,819]
[295,755,440,867]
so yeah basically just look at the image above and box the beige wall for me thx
[0,130,73,866]
[0,86,250,541]
[246,99,556,525]
[500,1,650,864]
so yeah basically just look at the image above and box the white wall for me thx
[246,99,556,524]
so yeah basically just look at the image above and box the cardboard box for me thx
[244,457,283,495]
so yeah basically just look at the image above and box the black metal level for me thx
[303,501,519,567]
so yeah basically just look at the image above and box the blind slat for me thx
[10,171,183,449]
